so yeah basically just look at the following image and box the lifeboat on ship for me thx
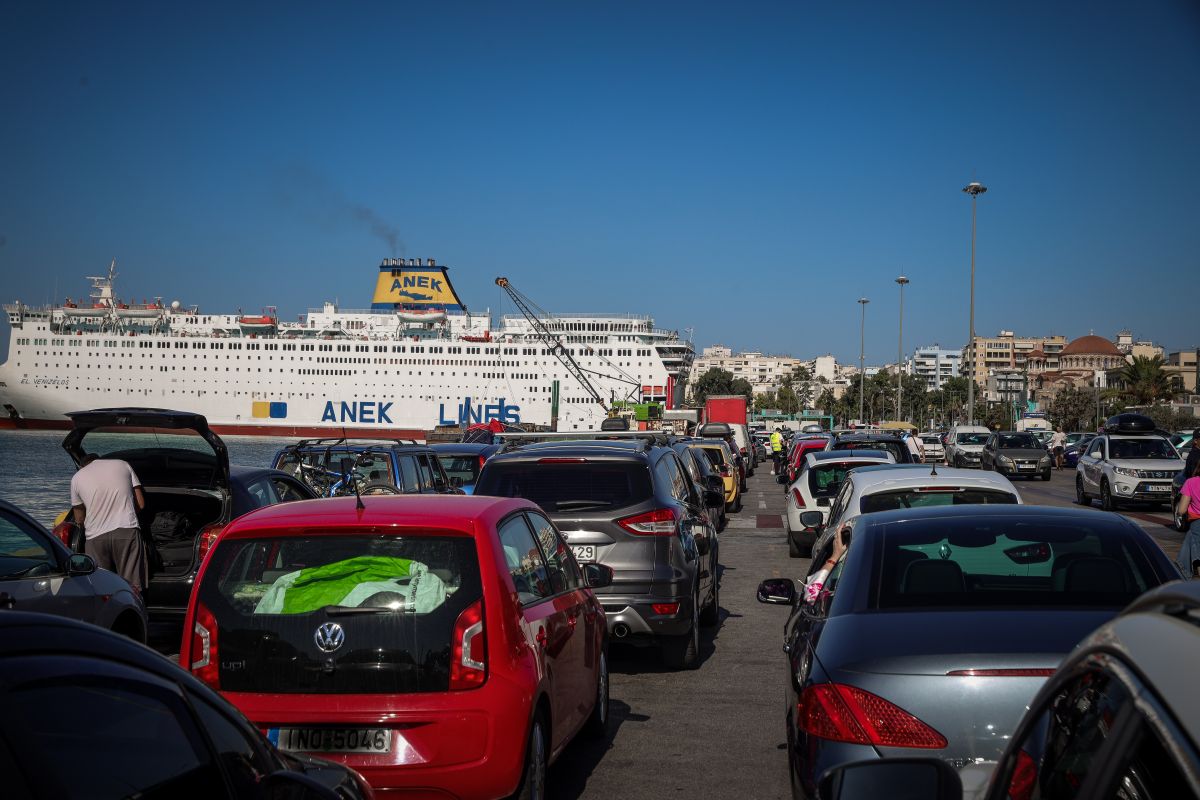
[239,307,278,333]
[114,300,164,319]
[60,300,108,319]
[462,331,492,343]
[396,308,447,324]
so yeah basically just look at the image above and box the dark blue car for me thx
[429,442,505,494]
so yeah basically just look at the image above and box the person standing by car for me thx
[1049,427,1068,470]
[1185,428,1200,477]
[70,454,148,597]
[770,428,784,475]
[1175,460,1200,575]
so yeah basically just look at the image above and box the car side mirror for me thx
[261,770,342,800]
[817,758,963,800]
[799,511,824,529]
[704,489,724,507]
[705,475,723,491]
[756,578,796,605]
[67,553,96,576]
[582,563,613,589]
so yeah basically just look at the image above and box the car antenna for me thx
[929,456,938,477]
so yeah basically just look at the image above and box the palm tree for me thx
[1117,355,1175,405]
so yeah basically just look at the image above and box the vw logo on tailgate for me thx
[314,622,345,653]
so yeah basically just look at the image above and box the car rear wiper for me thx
[322,605,393,616]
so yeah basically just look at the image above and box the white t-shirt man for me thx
[70,458,142,538]
[1050,431,1067,450]
[904,434,923,462]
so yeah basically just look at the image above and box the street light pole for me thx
[895,275,909,421]
[858,297,869,426]
[963,181,987,425]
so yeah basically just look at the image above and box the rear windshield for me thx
[200,534,480,694]
[437,455,482,485]
[871,517,1160,610]
[698,447,729,468]
[861,488,1018,514]
[834,440,907,463]
[474,461,653,512]
[808,463,871,498]
[1108,438,1178,460]
[920,436,941,446]
[956,433,990,445]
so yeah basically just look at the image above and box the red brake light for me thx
[478,454,487,470]
[189,601,220,689]
[538,457,588,463]
[52,520,76,548]
[651,602,680,615]
[914,487,962,493]
[1008,749,1037,800]
[791,488,806,508]
[797,683,947,749]
[449,599,487,690]
[617,508,678,536]
[196,523,224,562]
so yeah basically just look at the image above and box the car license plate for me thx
[1019,464,1035,470]
[1149,484,1170,492]
[571,545,596,563]
[270,727,392,754]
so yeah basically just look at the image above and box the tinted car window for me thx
[438,455,482,485]
[244,477,279,510]
[202,533,482,693]
[1110,719,1198,799]
[1109,438,1178,460]
[416,455,437,489]
[873,517,1160,610]
[528,512,578,593]
[833,439,907,463]
[270,477,310,503]
[860,488,1018,514]
[475,461,654,512]
[999,434,1041,449]
[190,693,271,795]
[957,432,990,445]
[498,514,551,605]
[397,455,419,493]
[0,672,224,797]
[0,511,57,579]
[807,462,868,498]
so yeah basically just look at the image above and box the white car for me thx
[784,450,894,558]
[801,464,1023,556]
[945,425,992,469]
[1076,418,1183,511]
[919,432,945,463]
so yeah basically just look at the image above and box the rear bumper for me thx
[225,679,531,799]
[600,594,695,642]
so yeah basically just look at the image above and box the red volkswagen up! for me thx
[180,495,611,798]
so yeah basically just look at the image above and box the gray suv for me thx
[474,437,721,669]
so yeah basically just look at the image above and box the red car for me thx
[785,436,831,484]
[180,495,612,799]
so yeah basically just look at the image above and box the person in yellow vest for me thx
[770,429,784,475]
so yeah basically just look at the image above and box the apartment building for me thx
[960,331,1068,386]
[691,345,804,396]
[910,345,962,390]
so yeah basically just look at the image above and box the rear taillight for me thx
[52,520,76,548]
[189,602,220,689]
[478,455,487,470]
[1008,749,1037,800]
[617,508,678,536]
[450,599,486,690]
[651,602,680,615]
[791,488,806,508]
[797,683,947,749]
[195,524,224,562]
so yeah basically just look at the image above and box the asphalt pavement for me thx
[544,460,1187,800]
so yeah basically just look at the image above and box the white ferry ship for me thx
[0,259,694,438]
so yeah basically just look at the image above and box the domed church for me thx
[1027,334,1126,405]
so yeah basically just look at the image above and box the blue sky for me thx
[2,1,1198,364]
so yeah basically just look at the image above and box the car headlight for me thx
[1113,466,1139,478]
[999,456,1015,467]
[1039,455,1050,466]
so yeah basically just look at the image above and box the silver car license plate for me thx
[1019,464,1035,470]
[271,727,392,753]
[1148,484,1170,492]
[571,544,596,563]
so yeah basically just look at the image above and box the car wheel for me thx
[1041,470,1052,481]
[1100,480,1118,511]
[788,531,802,558]
[583,651,610,739]
[733,492,743,512]
[662,599,701,670]
[511,714,548,800]
[1075,476,1091,506]
[700,578,720,628]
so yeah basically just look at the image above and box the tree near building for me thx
[753,391,778,412]
[1117,356,1177,405]
[777,385,801,415]
[1048,385,1096,431]
[690,368,753,405]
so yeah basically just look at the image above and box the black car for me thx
[828,432,917,464]
[59,409,317,638]
[272,438,455,497]
[428,441,505,494]
[474,435,721,669]
[0,611,371,800]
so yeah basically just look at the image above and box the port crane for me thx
[495,277,640,414]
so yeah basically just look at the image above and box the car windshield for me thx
[999,434,1040,449]
[860,488,1018,514]
[1109,438,1178,460]
[871,517,1160,610]
[833,440,906,463]
[474,461,654,512]
[921,436,941,445]
[202,533,481,694]
[956,433,990,445]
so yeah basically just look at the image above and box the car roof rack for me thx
[496,430,676,448]
[287,437,422,449]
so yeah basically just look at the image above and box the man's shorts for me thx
[86,527,149,593]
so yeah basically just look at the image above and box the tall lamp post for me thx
[963,181,987,424]
[858,297,870,426]
[895,275,909,421]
